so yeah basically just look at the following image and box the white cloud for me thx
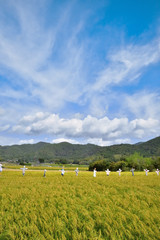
[0,0,87,111]
[92,39,160,92]
[12,113,83,136]
[0,88,28,100]
[88,94,109,117]
[0,107,5,116]
[18,139,35,145]
[82,115,129,139]
[0,125,10,132]
[124,91,160,119]
[0,136,36,146]
[20,112,50,124]
[0,136,19,146]
[52,138,79,145]
[86,138,131,146]
[10,112,160,145]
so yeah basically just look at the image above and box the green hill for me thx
[0,136,160,163]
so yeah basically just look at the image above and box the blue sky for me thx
[0,0,160,146]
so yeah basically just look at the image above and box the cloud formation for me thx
[0,0,87,112]
[92,39,160,91]
[10,112,160,146]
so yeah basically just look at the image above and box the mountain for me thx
[134,142,143,145]
[0,136,160,163]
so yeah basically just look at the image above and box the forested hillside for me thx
[0,136,160,163]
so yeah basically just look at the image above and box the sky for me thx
[0,0,160,146]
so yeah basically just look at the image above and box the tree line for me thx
[89,152,160,171]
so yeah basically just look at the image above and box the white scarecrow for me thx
[144,169,149,176]
[61,168,65,176]
[0,164,3,175]
[155,169,159,176]
[130,168,135,176]
[75,168,79,176]
[20,166,28,176]
[93,168,97,177]
[117,168,122,176]
[43,169,47,177]
[105,169,111,176]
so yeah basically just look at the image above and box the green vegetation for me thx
[89,152,160,171]
[0,171,160,239]
[0,136,160,163]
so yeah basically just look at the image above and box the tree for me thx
[39,158,45,163]
[89,160,108,171]
[109,161,127,171]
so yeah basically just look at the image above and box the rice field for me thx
[0,170,160,240]
[4,165,88,171]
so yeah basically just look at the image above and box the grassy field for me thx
[3,164,88,171]
[0,171,160,240]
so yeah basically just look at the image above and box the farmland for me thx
[0,170,160,240]
[3,164,88,171]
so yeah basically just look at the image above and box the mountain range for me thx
[0,136,160,163]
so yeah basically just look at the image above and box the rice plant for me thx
[0,171,160,239]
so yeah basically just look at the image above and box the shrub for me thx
[89,160,108,171]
